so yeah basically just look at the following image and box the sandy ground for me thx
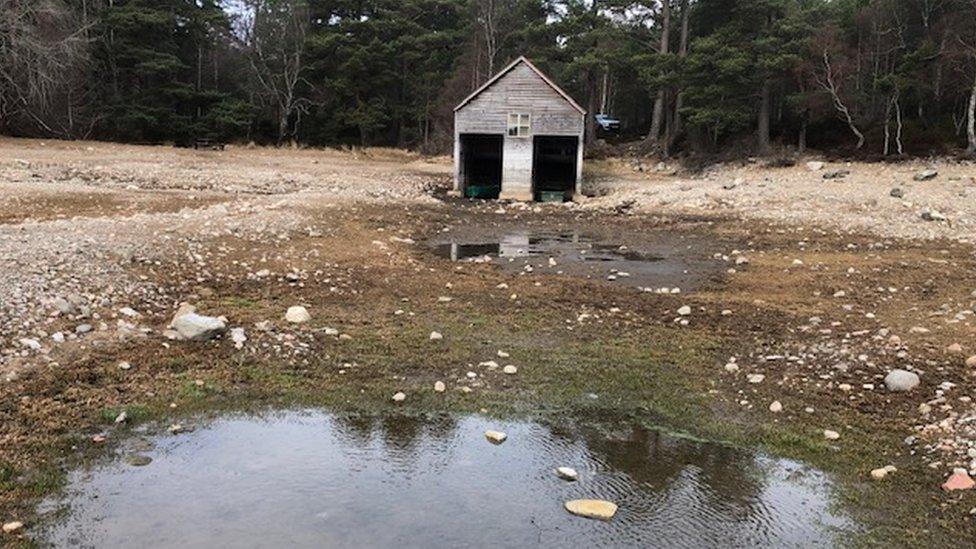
[2,137,976,545]
[585,156,976,242]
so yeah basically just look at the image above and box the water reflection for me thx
[430,230,721,291]
[38,411,852,548]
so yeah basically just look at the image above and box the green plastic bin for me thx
[465,185,500,199]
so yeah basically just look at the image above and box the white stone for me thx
[285,306,311,324]
[392,392,406,402]
[172,312,226,340]
[485,430,507,444]
[884,369,920,392]
[230,327,247,349]
[555,467,579,481]
[677,305,692,316]
[769,401,783,413]
[429,331,443,340]
[434,381,446,392]
[823,429,840,440]
[503,365,518,375]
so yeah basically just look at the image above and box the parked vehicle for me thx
[594,113,621,133]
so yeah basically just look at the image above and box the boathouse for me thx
[453,57,585,202]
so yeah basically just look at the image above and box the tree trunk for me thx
[757,80,771,152]
[643,0,670,151]
[968,67,976,153]
[278,109,289,145]
[667,0,690,150]
[585,69,599,146]
[798,109,808,153]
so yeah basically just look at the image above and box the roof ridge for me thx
[454,56,586,115]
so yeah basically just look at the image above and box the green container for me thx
[539,191,566,203]
[465,185,500,199]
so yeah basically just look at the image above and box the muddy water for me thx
[429,229,722,291]
[39,412,852,548]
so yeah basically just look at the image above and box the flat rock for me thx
[2,521,23,534]
[942,469,975,491]
[913,169,938,181]
[564,499,618,520]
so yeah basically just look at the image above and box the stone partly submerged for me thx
[555,467,579,481]
[564,499,618,521]
[484,430,507,444]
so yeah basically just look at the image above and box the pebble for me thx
[429,331,443,340]
[677,305,692,316]
[2,521,23,534]
[126,455,152,467]
[564,499,618,520]
[769,401,783,413]
[434,381,446,392]
[392,392,406,402]
[502,365,518,375]
[118,361,132,371]
[285,306,311,324]
[747,374,765,384]
[556,467,579,481]
[823,429,840,440]
[485,430,507,444]
[870,468,888,480]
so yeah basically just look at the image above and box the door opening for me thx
[459,134,503,199]
[532,136,578,202]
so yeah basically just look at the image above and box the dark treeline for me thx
[2,0,976,157]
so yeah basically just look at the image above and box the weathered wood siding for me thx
[455,63,584,136]
[454,59,584,200]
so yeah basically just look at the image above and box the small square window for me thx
[507,113,531,137]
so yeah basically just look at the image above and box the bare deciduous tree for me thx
[237,0,311,144]
[0,0,95,137]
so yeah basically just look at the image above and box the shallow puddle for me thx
[38,412,852,548]
[429,230,721,291]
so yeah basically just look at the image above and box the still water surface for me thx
[40,412,852,548]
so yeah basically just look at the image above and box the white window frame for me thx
[507,113,531,137]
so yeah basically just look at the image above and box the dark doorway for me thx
[460,134,503,199]
[532,136,578,201]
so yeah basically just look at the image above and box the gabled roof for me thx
[454,56,586,115]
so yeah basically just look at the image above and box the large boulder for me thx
[170,304,226,341]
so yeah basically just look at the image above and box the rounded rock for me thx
[884,369,920,392]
